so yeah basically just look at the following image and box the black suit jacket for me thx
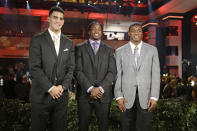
[75,41,117,103]
[29,30,75,103]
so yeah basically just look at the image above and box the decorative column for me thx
[162,15,184,77]
[142,22,158,46]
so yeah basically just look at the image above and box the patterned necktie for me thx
[53,36,59,56]
[93,42,99,55]
[134,46,139,67]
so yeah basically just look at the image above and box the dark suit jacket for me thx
[75,41,117,103]
[29,30,75,104]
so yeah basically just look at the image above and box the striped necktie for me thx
[134,46,139,67]
[53,36,59,56]
[93,42,99,54]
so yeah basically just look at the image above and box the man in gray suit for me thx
[114,23,160,131]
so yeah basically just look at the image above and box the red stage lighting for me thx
[192,15,197,22]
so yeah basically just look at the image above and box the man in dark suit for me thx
[75,21,117,131]
[114,23,160,131]
[29,6,75,131]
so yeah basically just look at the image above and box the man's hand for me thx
[57,85,64,93]
[147,99,157,112]
[117,98,127,112]
[49,85,63,99]
[90,87,103,99]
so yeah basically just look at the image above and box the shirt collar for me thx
[48,28,61,39]
[129,41,142,52]
[89,39,101,46]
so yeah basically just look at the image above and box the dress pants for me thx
[120,91,152,131]
[30,92,68,131]
[78,100,111,131]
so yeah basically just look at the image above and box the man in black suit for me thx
[75,21,117,131]
[29,6,75,131]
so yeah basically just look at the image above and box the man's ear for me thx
[128,31,131,37]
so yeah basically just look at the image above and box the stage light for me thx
[5,0,8,7]
[88,3,91,6]
[163,74,168,77]
[191,80,195,87]
[0,78,3,86]
[193,15,197,23]
[119,5,121,8]
[147,0,155,19]
[138,0,141,4]
[26,1,31,11]
[56,1,60,6]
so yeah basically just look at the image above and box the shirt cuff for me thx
[99,86,104,93]
[116,97,123,101]
[48,86,55,93]
[150,97,158,101]
[87,86,94,93]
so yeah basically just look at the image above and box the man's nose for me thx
[95,30,100,33]
[57,18,61,22]
[56,17,62,22]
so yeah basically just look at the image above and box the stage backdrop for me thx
[0,36,127,58]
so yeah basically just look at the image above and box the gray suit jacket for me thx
[114,42,160,109]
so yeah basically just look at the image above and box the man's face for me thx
[128,25,143,43]
[88,23,102,40]
[48,11,64,32]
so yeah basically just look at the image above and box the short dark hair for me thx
[128,23,142,32]
[87,21,102,32]
[49,6,64,16]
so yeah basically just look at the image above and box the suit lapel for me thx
[44,30,57,59]
[57,34,65,61]
[85,41,95,66]
[56,35,67,77]
[97,42,105,71]
[137,42,146,71]
[125,43,136,70]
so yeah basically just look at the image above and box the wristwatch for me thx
[62,86,67,91]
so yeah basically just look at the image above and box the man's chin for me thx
[133,39,141,43]
[92,38,101,40]
[54,29,61,32]
[133,38,141,42]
